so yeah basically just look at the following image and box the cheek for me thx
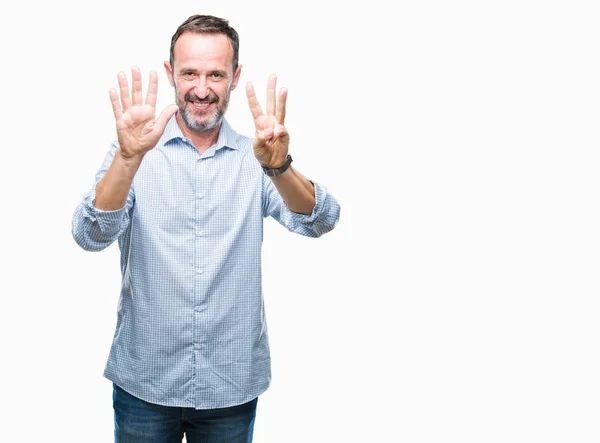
[217,84,232,99]
[176,83,193,100]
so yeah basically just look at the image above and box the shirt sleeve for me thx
[261,169,340,238]
[71,142,135,251]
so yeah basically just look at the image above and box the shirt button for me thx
[196,269,203,275]
[194,343,201,350]
[195,231,202,237]
[196,194,202,199]
[195,306,201,312]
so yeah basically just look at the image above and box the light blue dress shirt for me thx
[72,116,340,409]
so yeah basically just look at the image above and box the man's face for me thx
[165,32,241,133]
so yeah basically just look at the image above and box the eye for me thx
[181,71,195,79]
[210,73,223,79]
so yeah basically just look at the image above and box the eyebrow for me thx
[178,67,229,76]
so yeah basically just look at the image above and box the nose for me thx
[193,76,210,99]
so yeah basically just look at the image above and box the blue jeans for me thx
[113,384,257,443]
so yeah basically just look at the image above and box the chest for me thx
[131,147,262,235]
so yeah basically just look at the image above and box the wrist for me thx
[258,153,286,168]
[115,149,144,175]
[262,154,293,177]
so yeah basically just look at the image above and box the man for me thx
[71,14,340,443]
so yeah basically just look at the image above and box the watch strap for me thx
[262,155,293,177]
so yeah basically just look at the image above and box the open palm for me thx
[109,67,178,159]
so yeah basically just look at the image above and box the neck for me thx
[176,113,222,154]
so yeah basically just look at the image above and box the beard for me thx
[176,86,231,133]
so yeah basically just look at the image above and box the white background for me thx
[1,0,599,442]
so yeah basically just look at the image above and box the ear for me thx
[164,61,175,87]
[230,65,243,91]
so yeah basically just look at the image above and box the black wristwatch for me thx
[262,155,293,177]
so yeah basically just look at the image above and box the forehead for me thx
[173,32,234,71]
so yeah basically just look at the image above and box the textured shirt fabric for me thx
[72,116,340,409]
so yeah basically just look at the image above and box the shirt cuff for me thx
[287,180,326,223]
[82,191,128,235]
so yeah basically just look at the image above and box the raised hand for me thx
[246,75,289,168]
[109,66,178,160]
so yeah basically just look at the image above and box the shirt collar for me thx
[161,114,239,151]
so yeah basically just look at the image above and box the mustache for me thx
[184,92,219,103]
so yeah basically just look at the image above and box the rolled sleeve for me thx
[72,142,134,251]
[84,191,129,235]
[263,173,340,238]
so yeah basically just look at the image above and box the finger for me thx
[246,82,264,120]
[109,88,123,120]
[255,127,274,147]
[152,104,179,134]
[276,87,287,125]
[117,71,132,111]
[145,71,158,107]
[273,124,288,140]
[131,66,142,105]
[266,74,277,117]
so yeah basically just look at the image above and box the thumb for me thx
[153,104,179,133]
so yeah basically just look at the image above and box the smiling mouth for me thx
[190,100,214,111]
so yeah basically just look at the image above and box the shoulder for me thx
[234,132,254,153]
[221,119,254,154]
